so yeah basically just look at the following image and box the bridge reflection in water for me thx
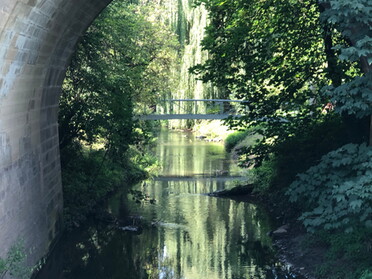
[34,129,301,279]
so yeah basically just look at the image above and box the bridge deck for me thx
[154,175,246,182]
[135,99,247,120]
[135,114,243,120]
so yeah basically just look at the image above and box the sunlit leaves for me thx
[59,0,179,163]
[191,0,351,164]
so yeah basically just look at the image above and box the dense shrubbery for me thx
[61,149,147,229]
[360,271,372,279]
[224,130,250,152]
[307,229,372,279]
[59,0,178,228]
[288,143,372,233]
[246,115,365,197]
[249,157,277,195]
[195,0,372,275]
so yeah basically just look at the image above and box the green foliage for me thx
[62,148,148,229]
[324,72,372,118]
[276,114,368,183]
[195,0,371,236]
[238,115,359,192]
[326,231,368,262]
[59,0,178,227]
[250,157,278,195]
[0,241,32,279]
[128,145,161,175]
[129,189,156,204]
[192,0,371,276]
[288,143,372,232]
[320,0,371,48]
[319,0,372,118]
[191,0,360,164]
[247,116,351,196]
[360,270,372,279]
[59,0,180,162]
[224,130,249,152]
[309,228,372,279]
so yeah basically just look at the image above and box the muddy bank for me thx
[273,228,322,279]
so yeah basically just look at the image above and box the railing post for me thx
[219,101,224,114]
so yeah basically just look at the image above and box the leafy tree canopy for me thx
[59,0,180,164]
[287,0,372,234]
[320,0,372,119]
[191,0,359,164]
[194,0,372,237]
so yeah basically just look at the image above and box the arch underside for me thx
[0,0,112,267]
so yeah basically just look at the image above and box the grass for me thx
[193,120,233,140]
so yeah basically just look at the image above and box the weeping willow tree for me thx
[156,0,222,128]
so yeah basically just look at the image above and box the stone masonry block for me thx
[0,0,113,268]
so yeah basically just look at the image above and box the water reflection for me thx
[35,129,297,279]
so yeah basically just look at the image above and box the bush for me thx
[245,115,366,199]
[312,228,372,279]
[250,156,278,195]
[62,149,148,229]
[225,130,250,152]
[360,270,372,279]
[287,143,372,233]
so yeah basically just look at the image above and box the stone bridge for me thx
[0,0,113,269]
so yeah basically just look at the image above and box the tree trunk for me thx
[370,115,372,146]
[360,56,372,146]
[321,22,343,87]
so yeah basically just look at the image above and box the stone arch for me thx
[0,0,112,267]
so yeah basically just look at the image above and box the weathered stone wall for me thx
[0,0,112,268]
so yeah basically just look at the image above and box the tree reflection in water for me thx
[35,130,300,279]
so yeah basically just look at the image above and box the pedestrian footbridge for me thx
[135,99,248,120]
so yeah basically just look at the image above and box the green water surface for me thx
[35,129,300,279]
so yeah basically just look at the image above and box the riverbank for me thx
[209,182,372,279]
[274,229,320,279]
[34,129,300,279]
[61,147,150,230]
[217,119,372,279]
[192,122,318,278]
[207,186,317,278]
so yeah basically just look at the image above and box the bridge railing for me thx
[135,99,248,120]
[165,99,247,114]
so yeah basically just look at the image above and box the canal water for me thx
[35,129,299,279]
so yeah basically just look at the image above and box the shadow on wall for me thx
[0,0,112,269]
